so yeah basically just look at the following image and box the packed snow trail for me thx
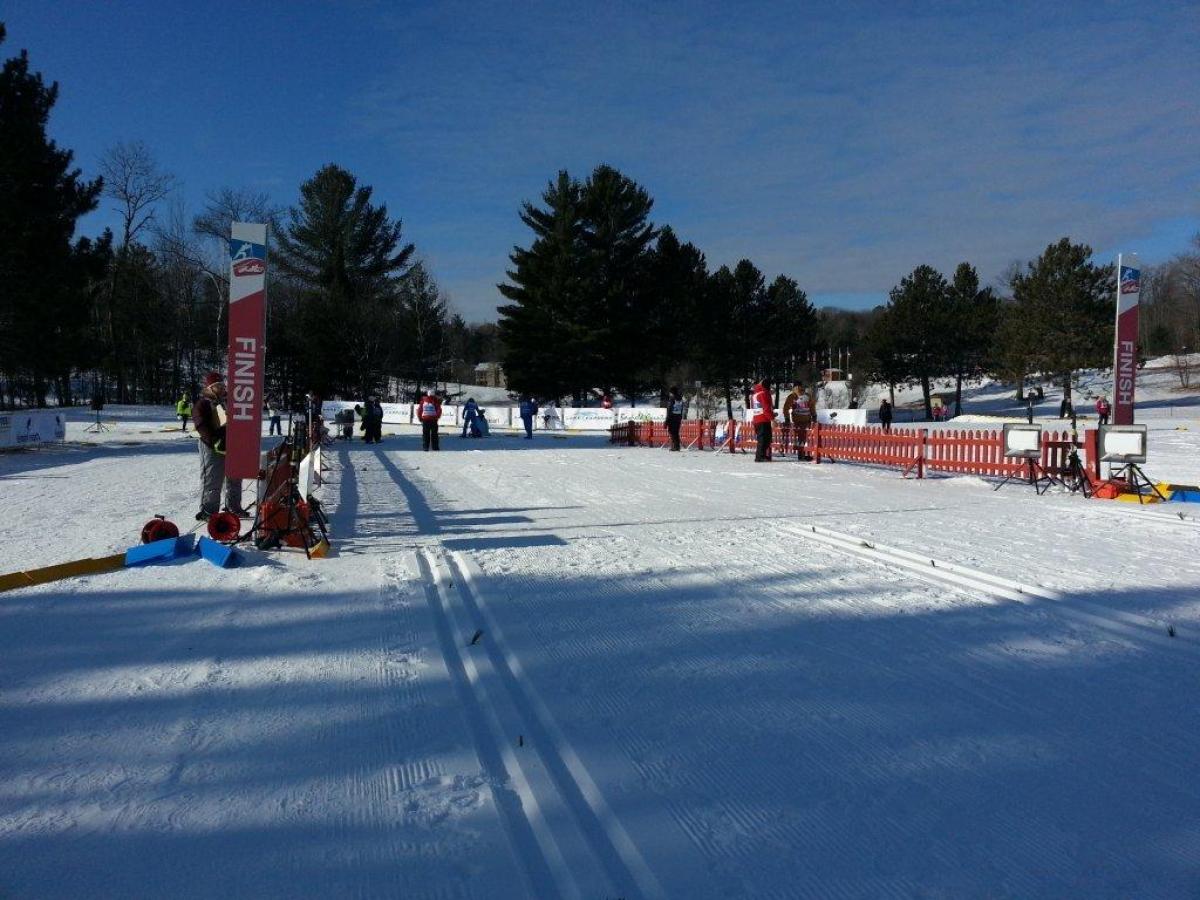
[363,433,1200,899]
[3,427,1200,897]
[0,443,524,899]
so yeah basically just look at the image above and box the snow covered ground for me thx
[2,404,1200,898]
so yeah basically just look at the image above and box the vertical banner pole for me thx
[226,222,269,479]
[1112,253,1140,426]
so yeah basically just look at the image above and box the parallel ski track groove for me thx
[446,551,667,900]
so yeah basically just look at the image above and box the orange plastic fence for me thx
[611,420,1092,480]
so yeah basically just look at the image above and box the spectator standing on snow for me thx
[176,393,192,431]
[519,396,537,439]
[601,393,613,410]
[461,397,480,438]
[1095,396,1111,427]
[1059,394,1073,419]
[666,386,685,451]
[879,398,893,433]
[267,401,282,436]
[418,389,442,451]
[192,372,244,521]
[751,379,774,462]
[362,396,384,443]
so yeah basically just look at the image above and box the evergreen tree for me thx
[0,23,103,406]
[643,227,708,401]
[861,308,905,407]
[275,164,414,397]
[396,262,449,394]
[695,265,749,418]
[762,274,817,405]
[581,165,658,402]
[944,262,998,415]
[498,171,587,400]
[1005,237,1114,405]
[887,264,951,419]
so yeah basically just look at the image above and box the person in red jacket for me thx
[750,379,774,462]
[418,389,442,451]
[1095,395,1111,426]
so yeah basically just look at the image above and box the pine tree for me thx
[762,274,817,404]
[498,171,587,400]
[643,227,708,401]
[1006,237,1114,406]
[275,164,414,397]
[0,23,103,406]
[581,165,658,402]
[887,264,951,419]
[945,262,998,415]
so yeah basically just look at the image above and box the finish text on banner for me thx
[1112,253,1140,426]
[226,222,268,478]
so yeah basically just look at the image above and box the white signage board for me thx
[0,410,67,449]
[561,408,616,431]
[614,407,667,425]
[816,408,868,426]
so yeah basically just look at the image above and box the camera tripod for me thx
[1107,462,1167,504]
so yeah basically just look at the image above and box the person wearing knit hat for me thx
[191,372,245,520]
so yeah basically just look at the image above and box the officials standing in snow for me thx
[1095,396,1111,426]
[418,389,442,451]
[361,396,383,443]
[519,396,537,439]
[192,372,244,521]
[750,379,774,462]
[666,386,685,451]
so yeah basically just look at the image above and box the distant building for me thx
[474,361,506,388]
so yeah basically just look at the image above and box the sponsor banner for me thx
[226,222,268,478]
[321,401,413,427]
[561,408,616,431]
[614,407,667,425]
[0,410,66,449]
[1112,254,1140,425]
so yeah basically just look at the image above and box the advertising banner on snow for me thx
[226,222,269,478]
[0,410,66,449]
[1112,253,1140,425]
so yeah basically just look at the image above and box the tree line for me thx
[499,161,1199,416]
[0,24,498,409]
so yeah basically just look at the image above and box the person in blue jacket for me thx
[461,397,480,438]
[518,396,537,439]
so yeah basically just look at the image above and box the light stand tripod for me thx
[82,408,110,433]
[1107,462,1167,504]
[994,457,1061,495]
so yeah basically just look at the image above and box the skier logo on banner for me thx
[1119,265,1140,295]
[229,240,267,277]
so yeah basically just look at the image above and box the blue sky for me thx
[5,0,1198,320]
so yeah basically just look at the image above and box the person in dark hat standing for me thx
[666,386,685,451]
[192,372,245,520]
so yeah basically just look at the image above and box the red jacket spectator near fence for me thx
[1095,396,1111,426]
[750,381,774,461]
[418,392,442,451]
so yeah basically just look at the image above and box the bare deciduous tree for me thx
[100,140,175,248]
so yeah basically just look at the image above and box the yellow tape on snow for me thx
[0,554,126,594]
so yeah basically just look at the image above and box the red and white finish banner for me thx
[225,221,268,478]
[1112,253,1140,426]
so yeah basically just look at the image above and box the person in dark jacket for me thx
[518,396,537,439]
[666,386,685,451]
[363,396,384,443]
[878,398,893,433]
[461,398,480,438]
[418,390,442,450]
[192,372,245,520]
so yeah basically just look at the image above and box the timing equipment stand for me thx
[83,409,111,433]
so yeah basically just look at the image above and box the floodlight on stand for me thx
[995,423,1060,494]
[1098,425,1163,503]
